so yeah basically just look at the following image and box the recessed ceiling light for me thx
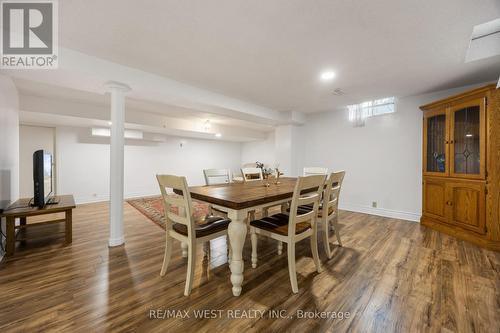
[320,71,336,81]
[107,121,112,125]
[215,133,222,138]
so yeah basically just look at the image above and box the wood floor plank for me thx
[0,203,499,332]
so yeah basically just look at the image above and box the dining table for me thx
[185,177,300,296]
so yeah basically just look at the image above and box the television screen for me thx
[43,153,52,200]
[33,150,53,208]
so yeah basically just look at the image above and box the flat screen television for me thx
[33,150,53,208]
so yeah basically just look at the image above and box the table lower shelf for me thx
[4,209,73,257]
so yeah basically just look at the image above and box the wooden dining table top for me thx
[185,177,300,210]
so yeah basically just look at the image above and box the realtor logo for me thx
[1,0,58,69]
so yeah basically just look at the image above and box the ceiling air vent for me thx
[465,18,500,63]
[332,88,346,96]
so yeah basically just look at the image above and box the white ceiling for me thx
[58,0,500,113]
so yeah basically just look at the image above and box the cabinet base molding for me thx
[421,216,500,252]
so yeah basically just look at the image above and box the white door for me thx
[19,125,55,198]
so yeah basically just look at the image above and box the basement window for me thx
[348,96,395,127]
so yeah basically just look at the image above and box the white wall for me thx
[241,132,275,167]
[241,127,303,176]
[19,125,55,198]
[53,127,242,203]
[0,75,20,257]
[299,83,492,221]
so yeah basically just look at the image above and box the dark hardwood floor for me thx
[0,201,499,332]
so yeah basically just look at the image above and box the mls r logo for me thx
[2,1,53,54]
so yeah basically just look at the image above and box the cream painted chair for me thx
[297,171,346,258]
[203,168,231,185]
[240,167,264,226]
[156,174,231,296]
[249,175,326,293]
[241,167,263,181]
[303,167,328,176]
[203,168,231,217]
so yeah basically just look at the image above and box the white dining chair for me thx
[242,162,257,168]
[202,168,232,222]
[232,174,245,182]
[297,171,346,258]
[241,167,263,181]
[249,175,326,293]
[303,167,328,176]
[156,174,231,296]
[203,168,231,185]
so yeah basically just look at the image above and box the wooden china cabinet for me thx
[420,84,500,251]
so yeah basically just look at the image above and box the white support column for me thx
[105,81,131,247]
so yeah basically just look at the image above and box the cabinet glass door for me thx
[450,98,485,179]
[424,110,448,175]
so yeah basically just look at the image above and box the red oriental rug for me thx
[127,196,210,230]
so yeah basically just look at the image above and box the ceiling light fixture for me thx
[215,133,222,138]
[320,71,336,81]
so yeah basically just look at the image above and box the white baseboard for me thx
[74,191,159,205]
[339,203,421,222]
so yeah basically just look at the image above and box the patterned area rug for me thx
[127,196,210,230]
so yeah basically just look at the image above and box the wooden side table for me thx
[0,195,76,256]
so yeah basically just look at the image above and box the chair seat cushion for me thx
[173,215,230,237]
[250,213,311,236]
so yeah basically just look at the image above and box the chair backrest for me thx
[156,174,195,237]
[203,168,231,185]
[288,175,327,236]
[242,163,257,168]
[322,171,346,218]
[303,167,328,176]
[241,167,263,181]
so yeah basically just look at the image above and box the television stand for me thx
[0,195,75,257]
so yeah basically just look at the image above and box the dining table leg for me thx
[227,209,247,296]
